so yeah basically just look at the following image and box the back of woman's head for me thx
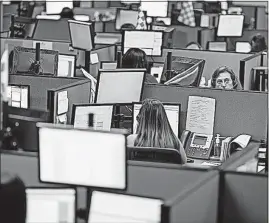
[185,41,203,50]
[121,48,147,69]
[135,99,181,149]
[60,7,74,19]
[0,173,26,223]
[251,34,267,52]
[120,23,136,30]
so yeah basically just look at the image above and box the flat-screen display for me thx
[26,188,76,223]
[217,14,244,37]
[140,0,168,17]
[46,0,73,14]
[123,30,163,56]
[57,54,75,77]
[116,9,139,30]
[88,191,163,223]
[235,42,251,53]
[38,124,126,189]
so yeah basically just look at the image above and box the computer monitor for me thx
[57,54,76,77]
[68,20,94,51]
[208,41,227,52]
[88,191,164,223]
[123,30,163,56]
[26,187,76,223]
[116,9,139,30]
[7,85,29,109]
[101,61,118,70]
[132,102,180,137]
[236,41,251,53]
[33,19,70,42]
[95,69,146,104]
[72,104,114,130]
[140,0,168,17]
[46,0,74,14]
[156,17,171,25]
[217,14,244,37]
[38,123,127,189]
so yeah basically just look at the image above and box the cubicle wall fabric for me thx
[142,84,268,141]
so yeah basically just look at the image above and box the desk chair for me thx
[252,66,268,92]
[128,146,182,165]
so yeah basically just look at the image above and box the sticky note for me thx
[90,53,99,64]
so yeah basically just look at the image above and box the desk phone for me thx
[181,131,214,160]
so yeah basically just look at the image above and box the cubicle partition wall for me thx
[165,171,219,223]
[76,44,116,78]
[239,52,263,90]
[0,37,77,57]
[48,79,91,124]
[94,32,122,45]
[0,151,87,223]
[73,7,117,20]
[142,84,268,141]
[9,75,91,114]
[200,27,216,50]
[149,48,253,82]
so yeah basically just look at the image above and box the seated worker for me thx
[121,48,158,84]
[211,66,242,90]
[127,99,187,164]
[0,172,26,223]
[250,34,267,52]
[185,42,203,50]
[60,7,74,19]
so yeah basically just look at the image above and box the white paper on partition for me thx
[33,41,53,50]
[21,87,28,108]
[88,191,163,223]
[74,105,113,130]
[57,91,69,115]
[90,53,99,64]
[186,96,216,135]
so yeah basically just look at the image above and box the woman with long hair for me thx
[128,99,187,164]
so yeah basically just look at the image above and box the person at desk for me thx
[211,66,242,90]
[60,7,74,19]
[0,173,26,223]
[250,34,267,53]
[185,42,203,50]
[121,48,158,84]
[127,99,187,164]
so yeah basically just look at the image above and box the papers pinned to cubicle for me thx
[1,47,9,102]
[186,96,216,135]
[81,68,97,103]
[57,91,69,115]
[90,53,99,64]
[32,41,53,50]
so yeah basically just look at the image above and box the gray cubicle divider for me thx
[164,170,219,223]
[0,151,87,223]
[94,33,122,45]
[142,84,268,141]
[239,52,263,90]
[9,75,90,112]
[76,44,116,79]
[73,7,116,19]
[200,27,216,50]
[0,37,78,57]
[48,79,91,124]
[150,48,252,82]
[219,171,268,223]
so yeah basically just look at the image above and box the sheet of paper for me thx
[90,53,99,64]
[11,87,21,102]
[57,91,69,115]
[21,87,29,109]
[200,14,209,27]
[1,49,9,102]
[57,113,67,124]
[33,41,53,50]
[186,96,216,135]
[81,68,97,103]
[232,134,251,148]
[57,60,69,77]
[11,101,20,108]
[201,162,221,166]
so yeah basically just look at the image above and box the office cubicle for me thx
[0,37,77,57]
[239,51,263,90]
[9,75,91,115]
[73,7,116,20]
[149,48,253,82]
[142,84,268,141]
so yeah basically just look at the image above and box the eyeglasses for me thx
[216,78,232,85]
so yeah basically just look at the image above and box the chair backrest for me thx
[128,146,182,164]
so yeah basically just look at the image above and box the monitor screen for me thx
[200,14,210,27]
[38,125,126,189]
[68,20,94,51]
[73,104,114,130]
[33,19,70,42]
[116,9,139,30]
[140,0,168,17]
[96,69,145,104]
[217,14,244,37]
[236,42,251,53]
[26,188,76,223]
[88,191,163,223]
[133,103,180,137]
[123,30,163,56]
[57,54,75,77]
[208,42,227,52]
[7,85,29,109]
[46,1,73,14]
[156,17,171,25]
[101,62,117,70]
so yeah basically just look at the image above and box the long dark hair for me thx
[134,99,182,150]
[251,34,267,52]
[121,48,147,69]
